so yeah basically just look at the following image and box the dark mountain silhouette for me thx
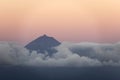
[25,34,61,55]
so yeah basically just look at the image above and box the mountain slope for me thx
[25,35,61,54]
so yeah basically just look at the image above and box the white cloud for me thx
[0,41,120,67]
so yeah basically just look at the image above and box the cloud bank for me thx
[0,41,120,67]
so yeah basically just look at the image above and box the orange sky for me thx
[0,0,120,44]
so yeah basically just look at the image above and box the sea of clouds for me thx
[0,41,120,67]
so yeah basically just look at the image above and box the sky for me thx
[0,0,120,44]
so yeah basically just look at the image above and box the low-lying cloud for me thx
[0,41,120,67]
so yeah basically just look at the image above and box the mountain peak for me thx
[25,35,61,54]
[40,34,53,39]
[42,34,48,38]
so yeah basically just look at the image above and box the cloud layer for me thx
[0,41,120,67]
